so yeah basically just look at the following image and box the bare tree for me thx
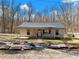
[1,0,9,33]
[9,0,20,33]
[27,2,33,22]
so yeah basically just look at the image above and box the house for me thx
[17,22,64,39]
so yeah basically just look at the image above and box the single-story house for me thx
[17,22,64,39]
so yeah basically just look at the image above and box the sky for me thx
[13,0,62,11]
[0,0,78,11]
[11,0,78,12]
[0,0,79,16]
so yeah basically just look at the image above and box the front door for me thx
[37,30,42,38]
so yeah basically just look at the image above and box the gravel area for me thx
[0,49,78,59]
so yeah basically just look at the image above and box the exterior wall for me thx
[30,29,38,37]
[42,29,64,38]
[59,29,64,37]
[43,29,55,38]
[19,29,27,36]
[51,29,55,38]
[19,29,38,37]
[19,28,64,38]
[55,29,64,38]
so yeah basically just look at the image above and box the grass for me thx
[0,33,20,40]
[0,33,20,36]
[46,38,79,45]
[67,39,79,44]
[0,33,79,44]
[46,39,64,43]
[0,38,18,40]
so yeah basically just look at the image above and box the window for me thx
[43,30,45,34]
[43,29,51,34]
[27,30,30,35]
[43,30,48,34]
[56,30,59,35]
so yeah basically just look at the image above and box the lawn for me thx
[46,39,79,45]
[0,33,79,45]
[0,38,18,40]
[46,39,64,43]
[0,33,20,36]
[67,39,79,44]
[0,33,20,40]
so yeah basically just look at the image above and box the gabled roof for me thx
[17,22,64,29]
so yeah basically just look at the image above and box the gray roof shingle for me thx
[17,22,64,29]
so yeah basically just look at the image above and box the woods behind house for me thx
[0,0,79,34]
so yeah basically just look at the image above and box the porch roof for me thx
[17,22,64,29]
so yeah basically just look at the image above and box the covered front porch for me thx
[19,28,64,39]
